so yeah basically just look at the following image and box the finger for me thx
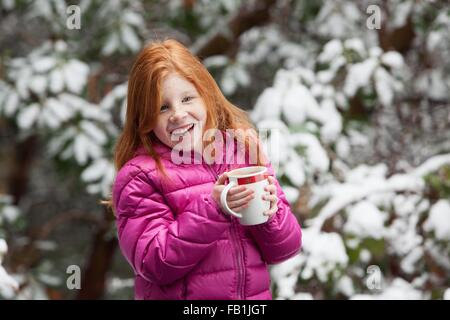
[264,204,278,216]
[231,201,251,212]
[264,184,277,194]
[229,193,254,209]
[262,194,277,203]
[267,176,276,184]
[216,172,228,185]
[227,185,246,196]
[228,189,254,201]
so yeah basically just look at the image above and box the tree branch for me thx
[191,0,277,59]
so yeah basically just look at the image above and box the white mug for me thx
[220,166,270,225]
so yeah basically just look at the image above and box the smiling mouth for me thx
[170,123,195,137]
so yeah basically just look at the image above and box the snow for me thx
[375,67,395,107]
[427,31,442,51]
[291,292,314,300]
[387,215,423,256]
[81,158,110,182]
[29,75,47,95]
[2,0,15,10]
[318,39,343,63]
[392,1,414,29]
[344,38,366,57]
[99,82,127,110]
[283,152,305,187]
[4,91,19,116]
[121,24,141,52]
[281,85,307,124]
[85,155,115,197]
[359,249,371,263]
[102,33,120,56]
[0,239,6,257]
[412,153,450,177]
[275,273,299,298]
[308,163,425,231]
[49,68,64,93]
[319,99,342,143]
[381,51,404,69]
[427,70,448,100]
[336,275,354,297]
[290,133,329,173]
[423,200,450,241]
[256,119,290,167]
[369,47,383,58]
[299,229,349,282]
[72,132,103,165]
[122,10,144,27]
[424,239,450,270]
[38,273,61,286]
[45,97,74,122]
[344,201,387,239]
[336,136,350,158]
[80,120,107,144]
[251,87,283,122]
[47,127,76,156]
[1,206,20,223]
[17,103,40,129]
[107,277,134,294]
[444,288,450,300]
[0,239,19,298]
[283,186,300,205]
[401,247,424,274]
[290,85,322,122]
[33,240,57,251]
[63,60,89,94]
[315,1,360,38]
[54,40,67,52]
[203,55,229,69]
[32,56,56,73]
[270,255,302,299]
[351,278,423,300]
[344,58,378,97]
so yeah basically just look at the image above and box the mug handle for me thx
[220,181,243,219]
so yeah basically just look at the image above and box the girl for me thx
[112,39,302,300]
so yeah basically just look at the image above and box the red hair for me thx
[114,38,266,176]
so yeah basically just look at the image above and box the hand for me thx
[211,172,255,213]
[262,176,278,218]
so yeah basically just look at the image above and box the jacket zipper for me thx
[231,219,245,299]
[205,164,246,299]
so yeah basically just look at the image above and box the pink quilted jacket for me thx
[112,132,302,300]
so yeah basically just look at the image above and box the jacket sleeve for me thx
[247,163,302,265]
[113,163,230,286]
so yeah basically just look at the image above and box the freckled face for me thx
[152,73,207,151]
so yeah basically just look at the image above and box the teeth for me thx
[171,124,194,136]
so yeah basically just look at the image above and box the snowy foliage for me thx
[247,0,450,300]
[0,195,19,298]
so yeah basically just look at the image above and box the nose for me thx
[169,105,187,123]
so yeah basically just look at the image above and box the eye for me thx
[160,105,169,113]
[182,96,194,103]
